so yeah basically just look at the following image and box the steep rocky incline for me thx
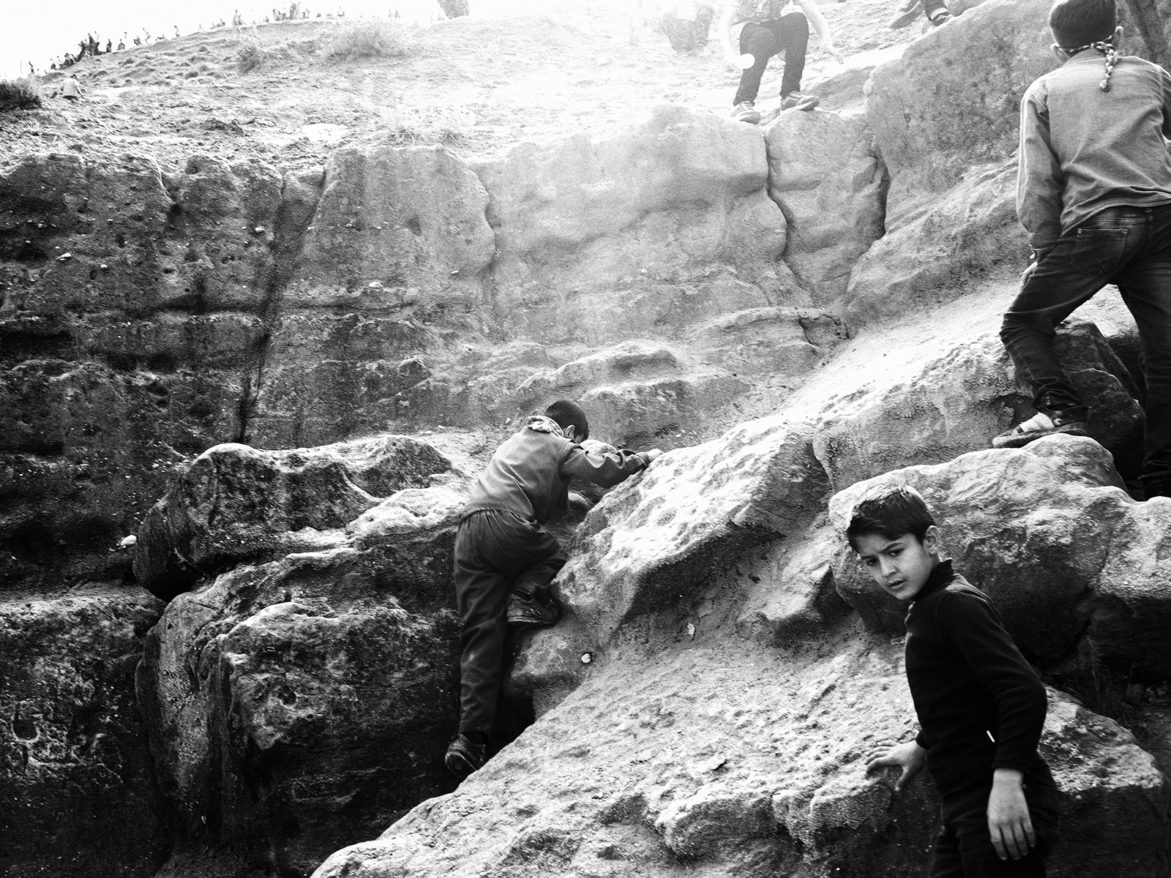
[5,0,1171,876]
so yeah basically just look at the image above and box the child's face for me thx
[853,527,941,601]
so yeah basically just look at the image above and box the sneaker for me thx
[731,101,761,124]
[888,0,923,28]
[507,590,563,627]
[444,733,486,778]
[779,91,820,112]
[928,9,952,25]
[992,411,1089,449]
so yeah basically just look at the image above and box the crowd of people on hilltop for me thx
[35,4,341,74]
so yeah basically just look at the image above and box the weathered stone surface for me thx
[829,435,1171,678]
[133,436,456,599]
[285,145,494,309]
[842,160,1023,328]
[811,314,1143,491]
[474,105,793,340]
[865,0,1053,217]
[553,413,828,649]
[0,585,167,878]
[766,110,886,303]
[138,509,462,875]
[313,635,1167,878]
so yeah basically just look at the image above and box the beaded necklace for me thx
[1056,37,1118,92]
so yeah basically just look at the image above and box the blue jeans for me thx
[734,13,809,104]
[453,510,565,735]
[1000,203,1171,493]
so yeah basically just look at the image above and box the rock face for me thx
[135,438,470,875]
[0,585,166,877]
[12,0,1171,873]
[314,635,1168,878]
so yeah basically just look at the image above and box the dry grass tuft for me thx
[323,21,415,63]
[0,78,43,112]
[377,104,475,147]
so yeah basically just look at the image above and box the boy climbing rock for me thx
[719,0,843,124]
[851,486,1061,876]
[996,0,1171,500]
[445,400,662,777]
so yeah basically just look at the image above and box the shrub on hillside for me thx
[236,36,270,72]
[323,21,414,62]
[0,78,42,112]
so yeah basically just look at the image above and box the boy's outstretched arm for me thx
[988,767,1035,860]
[561,446,662,488]
[864,739,926,792]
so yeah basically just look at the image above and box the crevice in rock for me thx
[235,168,324,444]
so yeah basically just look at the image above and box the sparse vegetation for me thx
[323,21,414,63]
[236,36,270,72]
[377,104,475,147]
[0,78,43,112]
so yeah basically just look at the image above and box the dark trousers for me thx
[452,509,566,736]
[1000,203,1171,492]
[930,761,1060,878]
[734,13,809,105]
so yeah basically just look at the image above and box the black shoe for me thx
[444,733,485,778]
[507,590,563,627]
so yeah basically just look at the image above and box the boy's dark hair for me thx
[543,399,590,441]
[846,485,937,549]
[1049,0,1116,47]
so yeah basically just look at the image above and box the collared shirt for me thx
[1018,52,1171,249]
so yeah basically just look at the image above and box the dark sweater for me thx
[462,416,651,525]
[905,561,1048,790]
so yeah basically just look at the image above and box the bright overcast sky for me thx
[1,0,546,78]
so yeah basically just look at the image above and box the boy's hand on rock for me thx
[987,769,1035,860]
[864,740,926,792]
[727,52,754,70]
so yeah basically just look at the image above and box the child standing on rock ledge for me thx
[851,486,1060,877]
[996,0,1171,500]
[445,400,662,778]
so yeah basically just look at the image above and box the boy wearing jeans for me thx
[996,0,1171,500]
[851,486,1060,876]
[445,400,661,777]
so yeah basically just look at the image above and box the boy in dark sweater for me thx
[445,400,662,777]
[996,0,1171,500]
[851,486,1060,876]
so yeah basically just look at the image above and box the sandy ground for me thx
[3,0,922,174]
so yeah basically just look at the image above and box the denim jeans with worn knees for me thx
[1000,203,1171,489]
[734,13,809,104]
[452,509,566,736]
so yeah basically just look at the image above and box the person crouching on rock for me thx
[996,0,1171,500]
[852,486,1060,877]
[445,400,662,778]
[720,0,843,125]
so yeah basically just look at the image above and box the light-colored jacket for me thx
[1018,53,1171,249]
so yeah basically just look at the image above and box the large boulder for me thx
[132,436,457,599]
[313,634,1167,878]
[137,491,465,875]
[765,110,886,304]
[472,105,795,343]
[0,585,167,878]
[829,435,1171,679]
